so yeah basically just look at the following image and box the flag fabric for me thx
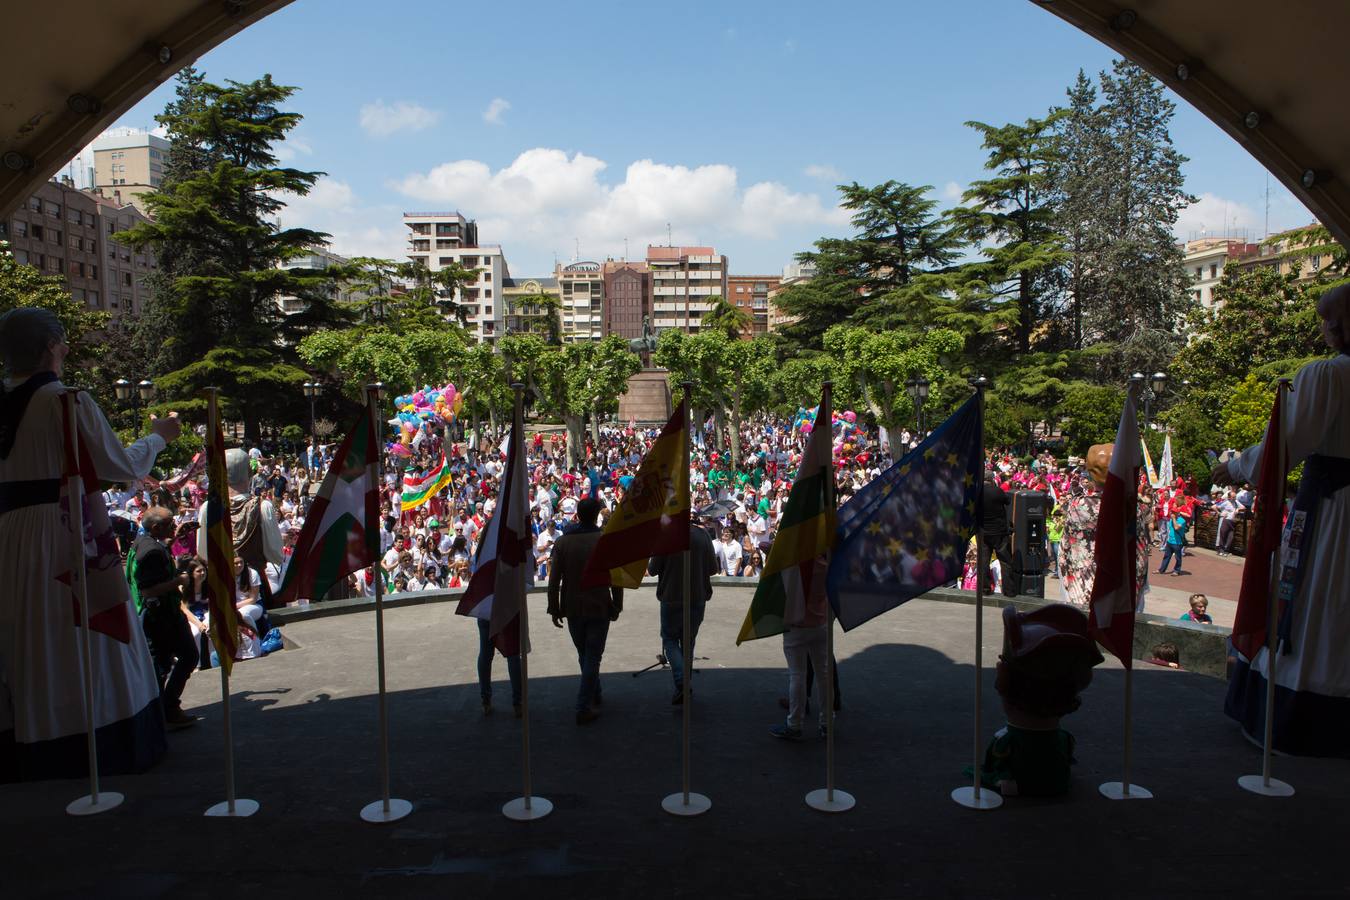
[1158,433,1174,488]
[580,399,690,588]
[826,396,984,631]
[400,453,452,512]
[737,387,837,644]
[143,451,205,493]
[274,411,379,609]
[204,396,240,674]
[1141,438,1161,489]
[1086,391,1143,666]
[456,398,531,656]
[1230,389,1286,659]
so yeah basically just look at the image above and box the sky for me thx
[71,0,1315,277]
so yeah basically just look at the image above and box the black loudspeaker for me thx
[1011,490,1048,599]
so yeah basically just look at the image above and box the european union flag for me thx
[826,395,984,631]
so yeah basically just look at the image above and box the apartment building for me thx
[92,129,171,215]
[276,246,363,317]
[94,193,158,317]
[556,261,604,342]
[727,275,779,337]
[502,276,560,336]
[602,260,651,342]
[766,259,815,333]
[403,211,506,342]
[1226,224,1338,286]
[3,179,105,312]
[646,245,727,334]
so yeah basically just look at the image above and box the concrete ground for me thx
[1050,545,1244,628]
[4,587,1348,899]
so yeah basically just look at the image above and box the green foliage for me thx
[1221,374,1275,451]
[1058,382,1122,455]
[280,424,304,445]
[699,295,751,340]
[298,325,468,401]
[0,247,109,369]
[821,324,963,438]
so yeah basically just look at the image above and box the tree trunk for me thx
[564,414,585,467]
[728,393,743,471]
[712,406,727,466]
[471,408,482,450]
[589,408,602,457]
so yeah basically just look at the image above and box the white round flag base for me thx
[951,785,1003,810]
[1099,782,1153,800]
[1238,775,1295,797]
[359,798,412,823]
[205,798,259,818]
[502,796,553,821]
[66,792,124,816]
[662,792,712,817]
[805,788,856,813]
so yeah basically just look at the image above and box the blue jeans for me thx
[660,600,706,690]
[477,618,521,706]
[1159,541,1184,574]
[1048,541,1060,576]
[566,616,610,712]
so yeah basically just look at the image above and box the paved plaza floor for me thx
[4,587,1347,899]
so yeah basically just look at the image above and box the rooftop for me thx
[4,586,1342,898]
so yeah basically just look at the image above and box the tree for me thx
[297,325,468,403]
[777,181,965,346]
[122,74,345,439]
[0,246,108,368]
[950,114,1069,353]
[1058,382,1121,455]
[1051,70,1105,351]
[1221,374,1276,452]
[700,294,751,340]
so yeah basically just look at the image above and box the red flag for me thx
[1231,389,1286,659]
[204,394,240,674]
[455,395,530,656]
[1087,391,1142,667]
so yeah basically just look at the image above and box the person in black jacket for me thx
[648,519,717,705]
[134,507,201,728]
[981,473,1016,597]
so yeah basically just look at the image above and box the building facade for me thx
[766,261,814,333]
[92,129,171,215]
[276,246,363,317]
[1226,224,1338,286]
[646,245,727,334]
[402,211,506,342]
[94,193,157,318]
[4,179,106,313]
[602,260,651,342]
[727,275,779,337]
[502,276,561,337]
[555,261,604,342]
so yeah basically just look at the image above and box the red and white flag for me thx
[456,398,531,656]
[1231,389,1286,659]
[1088,390,1143,666]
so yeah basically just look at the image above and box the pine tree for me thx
[1051,70,1105,351]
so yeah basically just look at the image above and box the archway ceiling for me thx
[2,0,1346,247]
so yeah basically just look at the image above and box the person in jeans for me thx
[1158,511,1189,576]
[476,617,521,717]
[547,498,622,724]
[772,570,829,741]
[648,520,716,705]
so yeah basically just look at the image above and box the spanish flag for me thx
[204,392,240,675]
[581,398,690,588]
[400,453,452,512]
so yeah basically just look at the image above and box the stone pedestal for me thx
[619,369,672,424]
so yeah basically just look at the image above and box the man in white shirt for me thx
[535,519,559,579]
[746,509,769,551]
[713,527,743,576]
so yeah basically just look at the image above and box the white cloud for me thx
[1175,192,1260,241]
[275,178,406,260]
[274,135,314,163]
[942,181,963,201]
[359,100,441,138]
[804,164,841,181]
[394,148,849,270]
[483,97,511,126]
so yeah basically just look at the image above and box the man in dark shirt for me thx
[648,520,717,705]
[134,507,200,728]
[981,473,1016,596]
[547,498,623,724]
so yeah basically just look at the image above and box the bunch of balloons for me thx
[795,406,868,462]
[388,384,464,452]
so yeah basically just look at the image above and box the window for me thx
[28,197,41,212]
[90,265,98,279]
[87,290,99,306]
[436,240,455,249]
[438,257,454,266]
[51,229,62,245]
[47,202,61,217]
[12,249,28,264]
[31,224,43,241]
[69,234,81,250]
[1195,266,1202,278]
[483,289,492,298]
[735,286,745,293]
[69,260,80,276]
[1312,254,1323,269]
[124,272,132,286]
[0,221,6,238]
[1210,264,1217,279]
[48,256,62,272]
[13,221,26,238]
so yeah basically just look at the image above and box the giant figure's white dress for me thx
[1225,353,1350,757]
[0,376,167,781]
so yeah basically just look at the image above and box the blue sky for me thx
[82,0,1314,276]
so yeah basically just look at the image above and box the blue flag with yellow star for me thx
[826,395,983,631]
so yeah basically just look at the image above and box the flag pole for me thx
[1239,377,1295,797]
[203,387,257,818]
[663,381,710,817]
[1100,379,1153,801]
[806,381,854,813]
[953,375,1001,810]
[63,391,123,816]
[503,382,552,820]
[361,382,412,823]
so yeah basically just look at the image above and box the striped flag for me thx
[204,394,240,674]
[737,387,836,643]
[1230,388,1286,659]
[1087,391,1143,666]
[581,398,689,588]
[400,454,452,512]
[274,412,379,608]
[456,396,531,655]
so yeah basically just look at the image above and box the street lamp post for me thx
[905,376,930,437]
[114,377,156,439]
[1129,371,1168,429]
[302,381,320,470]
